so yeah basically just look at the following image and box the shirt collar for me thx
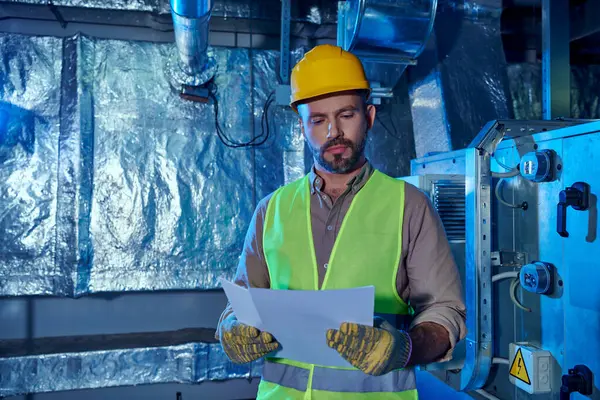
[308,161,373,195]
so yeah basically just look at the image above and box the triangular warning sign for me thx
[510,348,531,385]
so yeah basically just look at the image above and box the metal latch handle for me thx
[557,182,590,238]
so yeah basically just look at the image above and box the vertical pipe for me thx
[542,0,570,120]
[170,0,212,76]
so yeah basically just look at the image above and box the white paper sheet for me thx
[220,278,375,368]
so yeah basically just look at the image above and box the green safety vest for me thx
[258,170,418,400]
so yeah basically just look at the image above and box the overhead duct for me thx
[169,0,216,87]
[337,0,437,98]
[407,0,513,158]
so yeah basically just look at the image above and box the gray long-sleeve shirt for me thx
[217,161,467,361]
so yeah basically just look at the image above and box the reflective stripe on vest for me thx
[262,360,417,393]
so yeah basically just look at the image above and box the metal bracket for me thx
[491,251,528,268]
[467,120,506,155]
[460,148,493,391]
[47,0,67,28]
[279,0,291,85]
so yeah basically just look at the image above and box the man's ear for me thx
[365,104,376,130]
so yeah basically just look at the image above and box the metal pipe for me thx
[170,0,212,76]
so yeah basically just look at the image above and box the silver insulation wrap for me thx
[0,33,305,297]
[2,0,166,12]
[508,63,600,120]
[0,341,262,397]
[408,0,512,153]
[0,35,67,295]
[1,0,337,23]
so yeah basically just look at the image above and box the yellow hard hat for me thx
[289,44,370,112]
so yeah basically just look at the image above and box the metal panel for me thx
[476,120,600,399]
[481,135,563,400]
[530,138,566,400]
[561,132,600,395]
[407,120,600,398]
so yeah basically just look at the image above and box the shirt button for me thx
[322,195,327,200]
[324,263,328,269]
[316,178,321,185]
[327,225,333,231]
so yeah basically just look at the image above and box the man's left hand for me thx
[326,318,412,376]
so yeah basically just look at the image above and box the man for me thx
[216,44,466,399]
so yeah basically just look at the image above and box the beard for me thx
[310,135,367,174]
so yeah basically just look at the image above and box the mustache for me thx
[321,137,354,151]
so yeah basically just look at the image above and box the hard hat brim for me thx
[291,87,371,113]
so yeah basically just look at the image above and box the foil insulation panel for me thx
[408,42,452,159]
[2,0,167,12]
[1,0,338,23]
[0,35,69,295]
[0,33,305,296]
[0,341,262,397]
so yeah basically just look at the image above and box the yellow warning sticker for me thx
[510,348,531,385]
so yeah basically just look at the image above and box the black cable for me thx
[208,89,275,148]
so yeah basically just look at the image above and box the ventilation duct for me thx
[337,0,437,95]
[169,0,215,86]
[407,0,512,158]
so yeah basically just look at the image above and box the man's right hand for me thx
[219,314,280,364]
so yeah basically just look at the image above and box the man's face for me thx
[298,93,375,174]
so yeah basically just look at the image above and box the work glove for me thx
[219,313,280,364]
[326,317,412,376]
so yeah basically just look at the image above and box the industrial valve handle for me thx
[557,182,590,238]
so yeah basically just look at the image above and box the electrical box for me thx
[508,342,553,394]
[275,84,291,106]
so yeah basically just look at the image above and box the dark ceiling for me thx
[501,0,600,64]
